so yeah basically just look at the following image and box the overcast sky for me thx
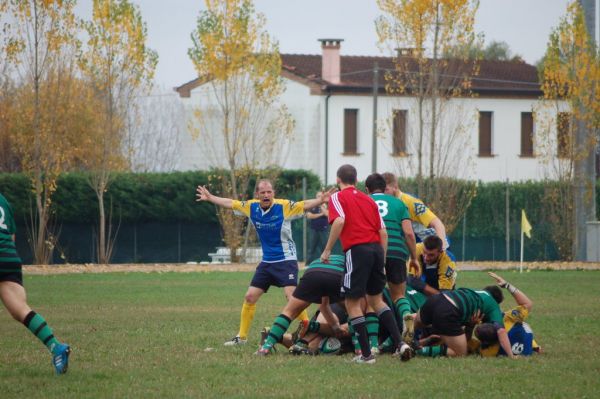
[75,0,577,92]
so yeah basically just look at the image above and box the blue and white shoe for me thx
[52,344,71,375]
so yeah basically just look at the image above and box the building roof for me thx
[176,53,543,98]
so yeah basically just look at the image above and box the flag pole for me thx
[519,225,524,273]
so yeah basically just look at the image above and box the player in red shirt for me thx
[320,165,414,363]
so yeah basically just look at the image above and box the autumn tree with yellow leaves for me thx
[188,0,295,260]
[0,0,96,263]
[536,1,599,260]
[79,0,157,264]
[376,0,480,234]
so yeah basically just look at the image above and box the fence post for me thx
[302,177,307,263]
[505,179,510,261]
[177,221,182,263]
[461,214,466,261]
[133,223,137,263]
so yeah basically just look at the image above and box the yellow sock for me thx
[296,309,309,322]
[238,302,256,339]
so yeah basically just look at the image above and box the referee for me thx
[321,165,413,364]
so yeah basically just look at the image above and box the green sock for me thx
[365,312,379,349]
[394,297,411,330]
[24,311,61,354]
[417,345,448,357]
[394,297,411,320]
[264,314,291,348]
[348,323,361,352]
[308,320,320,333]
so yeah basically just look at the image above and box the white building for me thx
[176,40,577,183]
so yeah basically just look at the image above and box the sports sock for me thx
[238,302,256,339]
[296,309,309,322]
[349,316,371,357]
[394,297,411,320]
[417,345,448,357]
[365,312,380,349]
[348,323,361,352]
[263,314,291,348]
[308,320,320,333]
[377,306,402,348]
[23,311,61,354]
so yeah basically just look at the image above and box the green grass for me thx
[1,270,600,398]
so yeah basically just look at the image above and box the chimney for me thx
[319,39,343,84]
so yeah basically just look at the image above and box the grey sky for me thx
[76,0,575,92]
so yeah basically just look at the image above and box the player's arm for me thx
[401,219,419,275]
[303,187,336,211]
[429,217,448,249]
[407,275,440,296]
[306,210,320,219]
[321,217,344,262]
[319,297,343,337]
[497,327,517,359]
[196,185,233,209]
[488,272,533,311]
[379,228,388,259]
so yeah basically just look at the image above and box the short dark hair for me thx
[365,173,386,194]
[423,235,443,251]
[337,164,357,185]
[484,285,504,304]
[475,323,499,348]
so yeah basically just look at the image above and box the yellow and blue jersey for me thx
[232,199,305,262]
[413,243,457,290]
[396,192,438,242]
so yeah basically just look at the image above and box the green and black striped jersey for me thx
[0,193,22,264]
[445,288,504,326]
[305,254,345,275]
[370,193,410,260]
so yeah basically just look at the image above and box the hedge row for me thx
[0,170,322,224]
[1,171,598,238]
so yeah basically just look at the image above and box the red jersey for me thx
[328,186,385,251]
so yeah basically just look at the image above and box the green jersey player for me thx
[0,193,71,374]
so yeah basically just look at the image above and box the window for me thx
[557,112,572,159]
[520,112,534,157]
[478,111,493,156]
[344,109,358,154]
[392,109,407,155]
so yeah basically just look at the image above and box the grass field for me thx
[1,269,600,398]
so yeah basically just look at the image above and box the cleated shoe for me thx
[254,345,273,356]
[351,354,376,364]
[402,314,415,344]
[289,341,310,355]
[291,319,309,343]
[259,327,270,348]
[52,343,71,375]
[224,336,247,346]
[394,343,415,362]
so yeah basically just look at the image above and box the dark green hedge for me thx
[0,170,322,224]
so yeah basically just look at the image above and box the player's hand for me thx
[487,271,507,288]
[409,259,421,277]
[332,324,346,338]
[469,310,483,326]
[320,186,337,204]
[196,185,212,202]
[320,248,331,263]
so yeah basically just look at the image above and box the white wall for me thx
[178,78,565,184]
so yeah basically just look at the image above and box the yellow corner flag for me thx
[521,209,532,238]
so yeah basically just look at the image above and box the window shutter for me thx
[344,109,358,154]
[521,112,534,156]
[479,111,492,156]
[392,109,407,155]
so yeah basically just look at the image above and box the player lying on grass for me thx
[196,180,332,346]
[0,193,71,375]
[470,272,542,357]
[255,254,347,355]
[413,284,516,358]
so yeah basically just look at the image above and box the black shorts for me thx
[293,270,344,304]
[342,243,385,298]
[0,262,23,286]
[419,293,464,336]
[310,302,348,326]
[250,260,298,292]
[385,257,407,285]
